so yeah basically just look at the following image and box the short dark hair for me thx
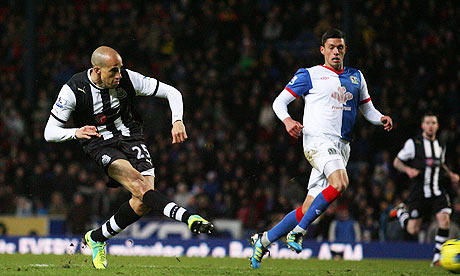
[422,112,438,122]
[321,29,346,45]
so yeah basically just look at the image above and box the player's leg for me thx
[287,162,347,253]
[432,211,450,266]
[432,196,452,266]
[250,166,326,268]
[405,218,422,235]
[264,195,314,245]
[250,195,313,269]
[83,196,147,269]
[286,139,349,253]
[108,159,213,234]
[261,171,322,247]
[392,203,410,229]
[89,196,148,243]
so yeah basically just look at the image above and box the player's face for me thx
[96,54,123,89]
[320,38,346,71]
[421,116,438,138]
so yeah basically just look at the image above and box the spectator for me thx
[328,205,361,243]
[48,191,68,216]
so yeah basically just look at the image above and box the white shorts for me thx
[303,134,350,197]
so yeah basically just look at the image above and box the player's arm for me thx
[393,139,419,178]
[272,89,303,139]
[442,164,460,183]
[359,101,393,131]
[393,157,419,178]
[127,69,186,144]
[358,71,392,131]
[273,69,311,139]
[44,85,101,142]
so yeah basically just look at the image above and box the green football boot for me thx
[83,230,107,269]
[187,215,214,234]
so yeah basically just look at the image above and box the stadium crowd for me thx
[1,0,460,242]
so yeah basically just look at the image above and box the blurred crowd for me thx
[1,0,460,241]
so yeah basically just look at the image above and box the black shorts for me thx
[83,136,155,179]
[406,193,451,219]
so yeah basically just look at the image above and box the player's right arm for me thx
[44,85,100,142]
[393,138,419,178]
[272,90,303,139]
[273,69,312,139]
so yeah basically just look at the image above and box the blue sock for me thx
[297,186,340,231]
[267,210,298,243]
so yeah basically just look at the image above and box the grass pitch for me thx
[0,254,452,276]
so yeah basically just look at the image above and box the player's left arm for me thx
[443,164,460,183]
[126,69,186,144]
[357,71,393,131]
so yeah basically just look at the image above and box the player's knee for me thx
[407,225,419,235]
[331,177,348,193]
[127,173,152,198]
[438,214,450,228]
[327,170,349,193]
[130,197,150,216]
[133,202,150,216]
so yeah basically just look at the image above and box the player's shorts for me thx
[406,193,452,219]
[83,136,155,180]
[303,134,350,197]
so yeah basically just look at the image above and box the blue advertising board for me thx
[0,236,434,260]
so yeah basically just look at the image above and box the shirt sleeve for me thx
[272,89,296,121]
[44,116,79,142]
[359,100,383,125]
[155,82,184,124]
[126,69,183,124]
[126,69,160,96]
[50,84,76,124]
[284,68,313,98]
[397,139,416,161]
[358,70,371,105]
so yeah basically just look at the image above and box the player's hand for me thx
[405,167,420,178]
[75,125,101,139]
[283,117,304,139]
[172,120,188,144]
[381,115,393,131]
[449,172,460,184]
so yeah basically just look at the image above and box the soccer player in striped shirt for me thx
[45,46,213,269]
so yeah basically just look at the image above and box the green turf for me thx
[0,254,453,276]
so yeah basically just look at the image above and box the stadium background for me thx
[0,0,459,251]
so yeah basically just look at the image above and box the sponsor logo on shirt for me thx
[331,86,353,111]
[320,76,329,80]
[101,154,112,166]
[55,96,67,109]
[95,113,107,124]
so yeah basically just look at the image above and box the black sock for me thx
[142,189,191,223]
[434,228,449,256]
[91,201,141,242]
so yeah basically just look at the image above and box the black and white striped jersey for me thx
[45,68,183,144]
[397,134,447,198]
